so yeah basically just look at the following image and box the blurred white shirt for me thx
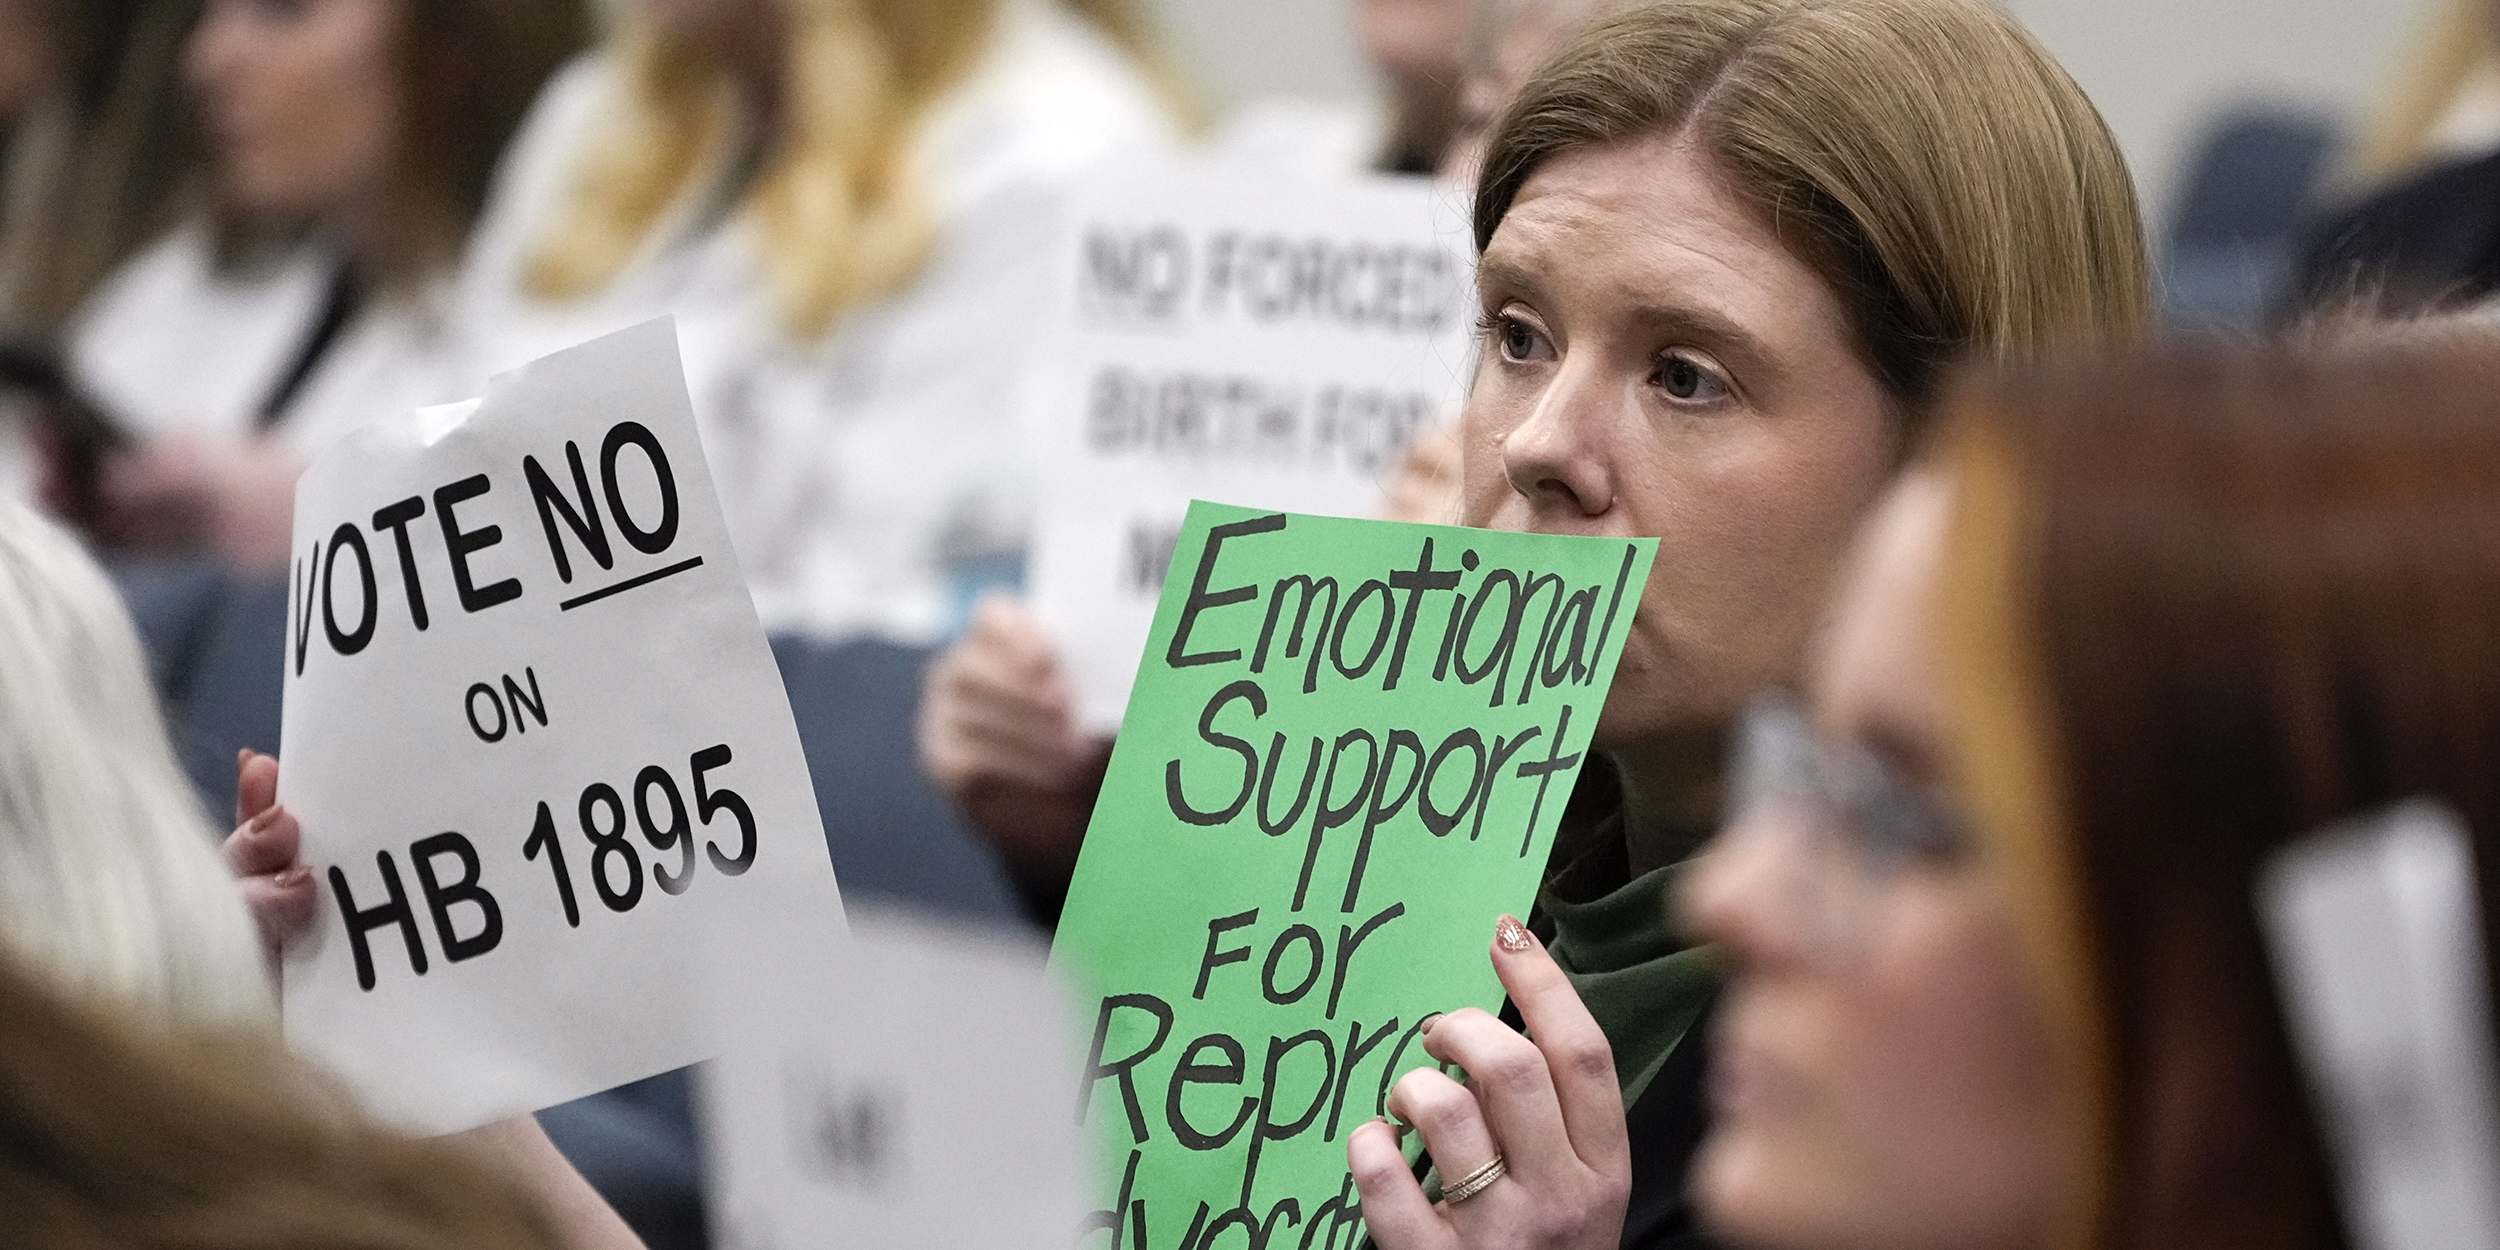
[67,223,466,459]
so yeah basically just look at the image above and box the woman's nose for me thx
[1680,811,1818,971]
[1498,362,1617,519]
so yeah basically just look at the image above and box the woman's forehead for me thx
[1488,134,1842,311]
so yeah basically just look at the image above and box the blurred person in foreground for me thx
[0,492,268,1028]
[67,0,586,570]
[458,0,1184,641]
[0,947,569,1250]
[0,494,642,1248]
[1599,329,2500,1250]
[930,1,2149,1245]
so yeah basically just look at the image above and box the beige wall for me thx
[1141,0,2449,231]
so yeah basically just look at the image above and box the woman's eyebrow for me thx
[1628,302,1778,379]
[1473,252,1546,302]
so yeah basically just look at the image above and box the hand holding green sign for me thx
[1051,502,1656,1250]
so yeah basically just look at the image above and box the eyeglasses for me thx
[1717,693,1972,962]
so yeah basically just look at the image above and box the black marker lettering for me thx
[525,441,612,582]
[1326,580,1394,681]
[330,852,425,991]
[1167,680,1263,826]
[1253,574,1338,694]
[434,475,523,612]
[1260,924,1323,1004]
[1079,993,1175,1143]
[1384,538,1460,690]
[1194,908,1258,999]
[1584,544,1638,687]
[322,523,377,655]
[410,831,503,963]
[1343,730,1425,912]
[1166,513,1285,669]
[1256,734,1321,837]
[369,496,430,630]
[1326,903,1403,1019]
[1325,1017,1400,1139]
[1416,729,1487,836]
[1164,1035,1254,1150]
[1468,725,1542,843]
[1513,705,1582,856]
[600,421,679,554]
[1293,730,1378,912]
[1238,1029,1336,1207]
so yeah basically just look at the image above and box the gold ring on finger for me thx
[1441,1154,1506,1205]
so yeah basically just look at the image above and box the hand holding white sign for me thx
[276,319,846,1133]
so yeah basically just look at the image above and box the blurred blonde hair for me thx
[527,0,1177,341]
[0,947,559,1249]
[2346,0,2497,189]
[1474,0,2152,413]
[0,499,269,1030]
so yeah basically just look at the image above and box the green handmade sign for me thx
[1052,501,1657,1250]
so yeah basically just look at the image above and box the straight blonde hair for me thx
[1474,0,2152,414]
[0,501,270,1030]
[527,0,1178,341]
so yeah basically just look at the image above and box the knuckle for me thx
[1394,1077,1473,1132]
[1349,1146,1410,1192]
[1475,1045,1549,1090]
[1555,1034,1616,1085]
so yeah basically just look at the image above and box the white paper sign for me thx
[701,903,1086,1250]
[277,319,847,1133]
[1028,165,1476,729]
[2258,800,2500,1250]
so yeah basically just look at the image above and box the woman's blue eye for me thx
[1501,317,1537,361]
[1655,353,1724,401]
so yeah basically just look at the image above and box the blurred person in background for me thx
[1652,330,2500,1250]
[937,3,2149,1246]
[68,0,587,570]
[2282,0,2500,314]
[1206,0,1468,177]
[459,0,1185,640]
[0,0,199,339]
[0,0,198,512]
[1366,0,1471,173]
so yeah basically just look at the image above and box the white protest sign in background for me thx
[2259,801,2500,1250]
[1027,165,1476,730]
[700,903,1086,1250]
[277,318,847,1133]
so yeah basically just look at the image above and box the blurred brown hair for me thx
[226,0,590,292]
[1472,0,2152,414]
[0,949,560,1248]
[0,0,201,335]
[1935,329,2500,1250]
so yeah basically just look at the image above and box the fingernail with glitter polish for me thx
[1495,914,1532,952]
